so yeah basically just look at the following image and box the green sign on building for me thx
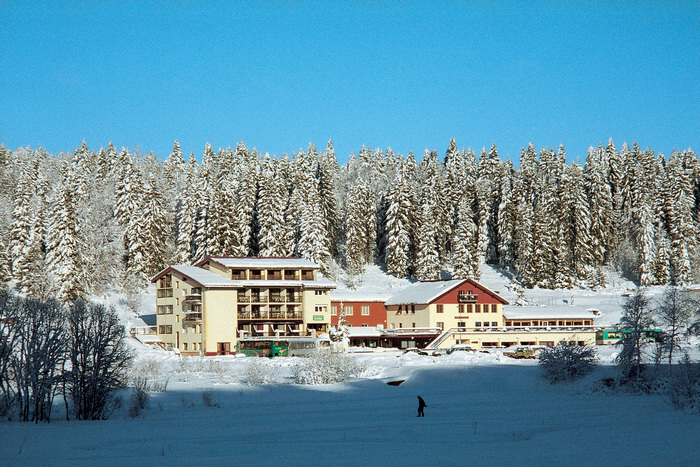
[312,315,324,321]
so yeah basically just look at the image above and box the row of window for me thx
[158,325,173,334]
[330,305,371,316]
[182,343,201,351]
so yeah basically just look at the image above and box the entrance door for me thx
[217,342,230,355]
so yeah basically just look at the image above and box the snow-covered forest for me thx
[0,138,698,303]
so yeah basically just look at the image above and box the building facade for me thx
[151,257,335,356]
[330,295,389,328]
[384,279,596,349]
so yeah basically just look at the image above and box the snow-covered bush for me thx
[130,357,169,392]
[245,359,279,386]
[538,343,598,383]
[293,351,366,385]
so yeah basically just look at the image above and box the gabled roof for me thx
[384,279,509,306]
[195,256,320,269]
[384,280,466,306]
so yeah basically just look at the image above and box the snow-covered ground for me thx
[1,265,698,465]
[1,347,698,465]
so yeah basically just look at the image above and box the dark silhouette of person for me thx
[417,396,427,417]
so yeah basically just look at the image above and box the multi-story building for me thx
[384,279,597,349]
[151,257,335,356]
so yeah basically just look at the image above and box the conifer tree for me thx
[452,196,479,279]
[384,170,414,278]
[415,201,440,281]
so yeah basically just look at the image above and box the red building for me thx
[330,292,389,329]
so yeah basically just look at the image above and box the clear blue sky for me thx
[1,1,698,164]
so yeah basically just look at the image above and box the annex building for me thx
[151,257,335,356]
[383,279,597,350]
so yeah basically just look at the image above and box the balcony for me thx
[237,310,303,320]
[237,295,251,303]
[458,293,477,303]
[183,311,202,324]
[184,293,202,302]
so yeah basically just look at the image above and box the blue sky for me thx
[1,1,698,164]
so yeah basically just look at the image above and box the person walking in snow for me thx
[417,396,427,417]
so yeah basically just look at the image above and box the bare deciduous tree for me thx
[65,299,133,420]
[656,286,695,373]
[617,288,655,380]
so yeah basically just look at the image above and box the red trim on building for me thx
[433,279,509,305]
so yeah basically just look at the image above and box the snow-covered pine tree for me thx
[566,162,594,283]
[584,145,613,267]
[139,174,169,278]
[452,195,479,279]
[46,171,84,302]
[345,179,376,276]
[257,156,290,257]
[415,200,441,281]
[637,200,656,285]
[497,157,517,270]
[384,169,415,278]
[175,159,198,264]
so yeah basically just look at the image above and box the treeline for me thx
[0,137,697,302]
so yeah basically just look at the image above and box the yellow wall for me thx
[302,289,331,333]
[201,288,237,354]
[387,303,505,331]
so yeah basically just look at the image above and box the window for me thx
[362,324,368,327]
[467,304,473,313]
[412,322,416,328]
[157,305,173,315]
[398,323,403,328]
[396,307,402,315]
[331,306,338,316]
[315,305,327,313]
[315,290,325,296]
[491,304,497,313]
[183,343,188,351]
[459,304,464,314]
[475,304,480,313]
[437,322,444,330]
[344,305,353,316]
[411,305,415,314]
[436,304,444,313]
[483,322,490,327]
[158,325,172,334]
[361,305,370,316]
[475,322,481,327]
[492,322,498,327]
[457,321,466,328]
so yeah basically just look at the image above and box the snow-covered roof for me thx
[503,306,597,320]
[205,257,320,269]
[384,279,466,306]
[170,265,239,287]
[152,265,335,289]
[330,290,390,303]
[346,326,384,337]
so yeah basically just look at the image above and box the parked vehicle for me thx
[402,347,429,356]
[447,344,475,354]
[431,348,449,357]
[503,345,545,359]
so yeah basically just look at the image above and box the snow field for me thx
[1,348,698,466]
